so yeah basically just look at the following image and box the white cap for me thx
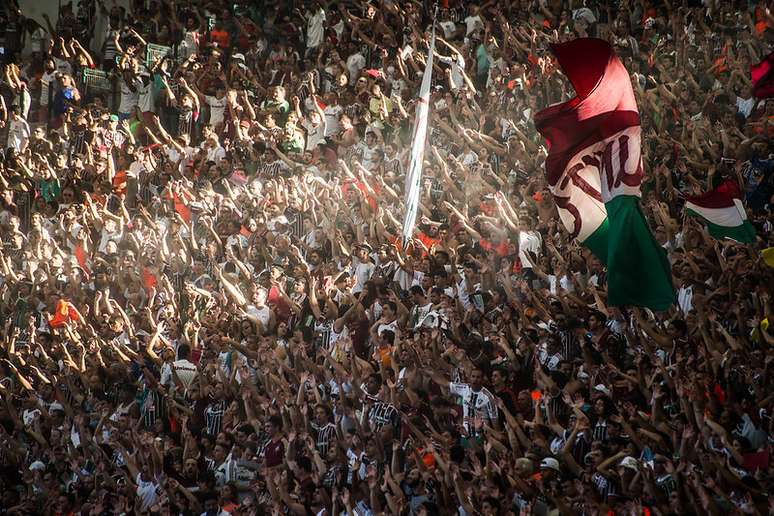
[29,461,46,471]
[594,384,612,397]
[539,457,560,472]
[573,8,596,25]
[619,456,639,471]
[49,402,65,414]
[232,53,246,61]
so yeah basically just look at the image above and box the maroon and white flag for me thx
[534,38,674,310]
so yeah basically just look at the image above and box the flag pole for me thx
[401,6,437,250]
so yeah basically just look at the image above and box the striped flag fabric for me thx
[535,38,674,311]
[402,27,436,247]
[685,178,757,243]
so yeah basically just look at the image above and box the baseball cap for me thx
[29,461,46,471]
[619,456,639,471]
[594,384,612,397]
[539,457,560,472]
[573,7,596,24]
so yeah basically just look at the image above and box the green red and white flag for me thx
[685,179,757,243]
[535,38,675,311]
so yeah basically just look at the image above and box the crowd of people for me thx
[0,0,773,514]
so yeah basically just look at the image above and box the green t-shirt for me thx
[40,178,61,202]
[261,99,290,125]
[475,44,490,77]
[280,134,304,154]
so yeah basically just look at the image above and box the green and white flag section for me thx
[685,179,756,243]
[535,38,675,311]
[402,27,435,246]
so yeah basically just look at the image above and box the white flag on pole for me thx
[402,27,436,247]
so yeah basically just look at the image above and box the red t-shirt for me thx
[264,437,285,468]
[417,231,441,251]
[209,29,230,49]
[267,285,291,322]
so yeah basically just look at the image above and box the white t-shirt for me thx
[439,54,466,90]
[736,96,754,118]
[166,145,195,166]
[376,319,398,336]
[518,230,542,269]
[350,259,375,294]
[135,473,159,510]
[40,71,57,106]
[127,160,146,180]
[323,104,342,136]
[439,21,457,39]
[449,382,498,431]
[306,8,326,48]
[179,31,201,60]
[205,94,228,126]
[97,226,122,253]
[14,89,31,120]
[30,27,47,53]
[160,359,198,391]
[137,78,154,113]
[7,118,30,151]
[677,285,693,314]
[302,119,327,151]
[206,145,226,163]
[356,142,380,170]
[246,304,271,328]
[346,52,366,82]
[393,268,423,292]
[118,77,141,114]
[464,15,483,35]
[409,302,433,330]
[214,457,238,487]
[333,19,345,38]
[52,56,72,76]
[460,150,479,167]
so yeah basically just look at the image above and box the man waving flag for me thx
[535,38,674,311]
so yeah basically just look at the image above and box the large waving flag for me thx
[535,38,674,310]
[685,179,756,243]
[751,51,774,99]
[402,27,436,247]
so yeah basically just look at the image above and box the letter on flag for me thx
[535,38,675,311]
[402,29,435,247]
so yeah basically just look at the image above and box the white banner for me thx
[402,27,436,247]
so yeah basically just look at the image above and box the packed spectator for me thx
[0,0,773,515]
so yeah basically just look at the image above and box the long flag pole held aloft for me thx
[402,15,436,248]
